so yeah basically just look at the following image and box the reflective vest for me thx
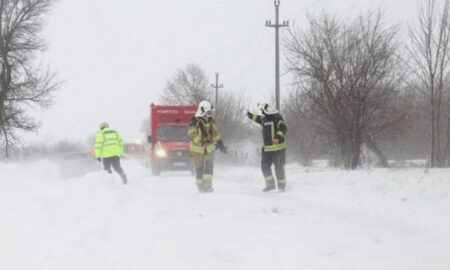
[188,117,222,154]
[95,128,124,158]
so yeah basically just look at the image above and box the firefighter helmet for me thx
[258,103,278,115]
[195,100,214,117]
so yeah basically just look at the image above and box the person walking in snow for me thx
[94,122,128,185]
[247,103,287,192]
[188,100,228,192]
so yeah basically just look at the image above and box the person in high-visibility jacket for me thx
[247,103,287,192]
[95,122,128,185]
[188,101,228,192]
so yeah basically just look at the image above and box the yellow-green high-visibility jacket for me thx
[188,117,222,155]
[95,127,124,158]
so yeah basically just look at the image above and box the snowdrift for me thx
[0,160,449,270]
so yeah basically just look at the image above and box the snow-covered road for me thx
[1,160,449,270]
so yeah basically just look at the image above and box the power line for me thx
[210,72,224,112]
[266,0,289,110]
[221,6,273,84]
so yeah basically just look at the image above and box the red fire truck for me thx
[147,104,197,175]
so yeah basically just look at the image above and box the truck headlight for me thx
[156,148,167,158]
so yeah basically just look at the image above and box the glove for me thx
[216,140,228,154]
[97,157,101,162]
[220,145,228,154]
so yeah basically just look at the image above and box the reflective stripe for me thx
[263,142,287,152]
[103,144,120,149]
[193,136,202,144]
[104,140,120,145]
[276,130,284,137]
[278,179,287,184]
[252,114,258,121]
[278,120,286,128]
[206,144,216,153]
[271,122,275,140]
[190,143,216,154]
[203,174,213,181]
[265,175,274,181]
[264,121,275,140]
[190,144,205,154]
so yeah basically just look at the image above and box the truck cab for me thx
[148,104,197,175]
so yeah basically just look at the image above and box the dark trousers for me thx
[261,150,286,188]
[103,156,127,184]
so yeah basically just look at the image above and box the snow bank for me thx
[0,160,449,270]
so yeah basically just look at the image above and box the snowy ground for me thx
[1,159,450,270]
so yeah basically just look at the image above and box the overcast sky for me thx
[27,0,416,145]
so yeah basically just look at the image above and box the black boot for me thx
[262,181,276,192]
[278,183,286,192]
[119,173,128,185]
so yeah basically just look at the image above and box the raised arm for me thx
[247,111,263,125]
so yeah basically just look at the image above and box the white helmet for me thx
[195,100,214,117]
[258,102,278,115]
[99,122,109,129]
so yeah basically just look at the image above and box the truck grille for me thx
[170,151,190,158]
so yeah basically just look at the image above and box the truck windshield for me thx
[158,126,189,142]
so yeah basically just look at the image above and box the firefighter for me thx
[247,103,287,192]
[188,100,228,192]
[94,122,128,185]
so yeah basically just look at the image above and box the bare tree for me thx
[214,91,250,143]
[381,89,430,162]
[0,0,60,158]
[407,0,450,167]
[159,63,251,144]
[283,90,327,166]
[285,11,406,169]
[160,63,211,105]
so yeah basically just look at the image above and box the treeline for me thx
[161,0,450,169]
[283,0,450,169]
[2,0,447,169]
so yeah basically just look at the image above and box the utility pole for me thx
[210,72,224,112]
[266,0,288,111]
